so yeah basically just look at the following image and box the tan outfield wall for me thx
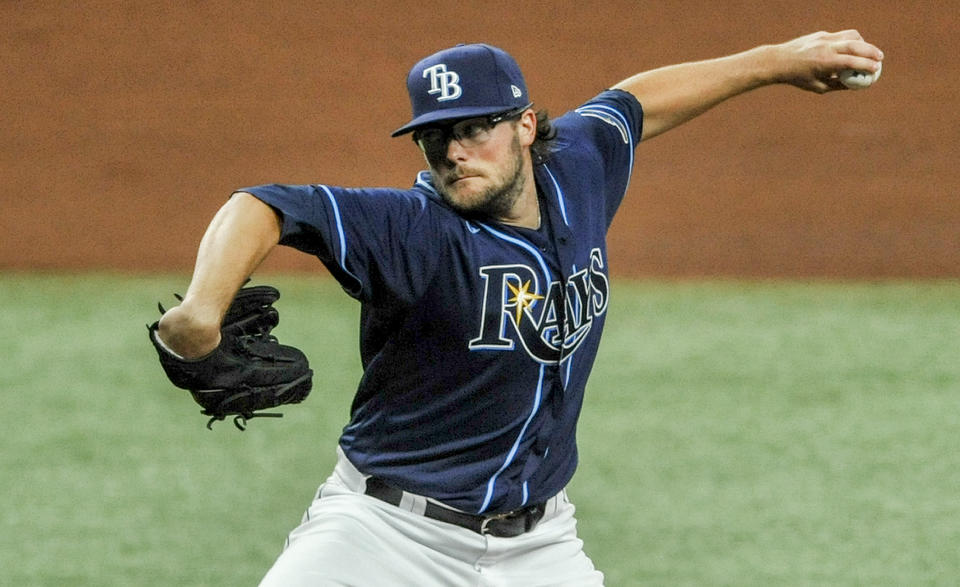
[2,1,957,278]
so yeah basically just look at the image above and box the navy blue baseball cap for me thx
[392,43,529,137]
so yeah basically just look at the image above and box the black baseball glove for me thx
[147,285,313,430]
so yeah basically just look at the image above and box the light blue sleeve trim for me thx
[318,185,363,288]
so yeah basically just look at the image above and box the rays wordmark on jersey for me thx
[469,248,609,363]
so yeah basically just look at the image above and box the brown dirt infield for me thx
[2,1,957,278]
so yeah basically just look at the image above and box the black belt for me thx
[363,477,545,538]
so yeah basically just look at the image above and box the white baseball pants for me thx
[259,447,604,586]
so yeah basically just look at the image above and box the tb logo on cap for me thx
[422,64,462,102]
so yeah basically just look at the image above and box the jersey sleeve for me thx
[549,89,644,225]
[573,89,644,151]
[237,183,438,305]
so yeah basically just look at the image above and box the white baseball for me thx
[838,61,882,90]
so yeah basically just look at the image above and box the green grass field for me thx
[3,273,958,586]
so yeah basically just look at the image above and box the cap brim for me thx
[391,105,510,137]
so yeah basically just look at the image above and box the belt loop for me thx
[399,491,427,515]
[550,489,565,516]
[334,446,368,493]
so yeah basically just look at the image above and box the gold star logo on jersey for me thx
[506,279,544,325]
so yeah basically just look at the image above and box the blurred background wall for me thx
[3,0,956,278]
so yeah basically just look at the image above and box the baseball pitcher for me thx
[149,30,883,584]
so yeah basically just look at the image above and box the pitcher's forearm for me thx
[613,46,773,141]
[157,193,282,357]
[613,31,884,141]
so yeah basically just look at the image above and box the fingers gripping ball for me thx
[839,61,882,90]
[147,285,313,430]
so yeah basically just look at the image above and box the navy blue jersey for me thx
[241,89,642,514]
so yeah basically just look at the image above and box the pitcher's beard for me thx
[435,136,526,221]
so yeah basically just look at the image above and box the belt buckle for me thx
[479,511,513,536]
[480,508,538,538]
